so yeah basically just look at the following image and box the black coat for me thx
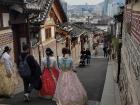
[20,53,42,90]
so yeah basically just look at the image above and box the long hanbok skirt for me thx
[40,68,59,98]
[0,64,18,97]
[53,70,87,105]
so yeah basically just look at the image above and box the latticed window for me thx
[0,13,10,28]
[45,28,51,40]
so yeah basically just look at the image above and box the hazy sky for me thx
[65,0,104,5]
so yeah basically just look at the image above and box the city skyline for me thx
[65,0,104,5]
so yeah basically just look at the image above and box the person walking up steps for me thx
[18,44,42,102]
[0,46,18,98]
[53,47,87,105]
[40,48,59,99]
[85,48,91,65]
[103,42,108,57]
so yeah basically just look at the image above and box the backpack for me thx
[18,55,31,77]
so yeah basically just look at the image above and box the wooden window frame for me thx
[0,13,10,30]
[0,13,3,28]
[45,28,51,40]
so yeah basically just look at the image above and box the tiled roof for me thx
[25,3,42,12]
[56,23,73,32]
[70,25,85,37]
[29,0,54,24]
[57,23,85,37]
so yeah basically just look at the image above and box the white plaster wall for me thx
[51,26,55,38]
[41,28,46,42]
[2,13,9,27]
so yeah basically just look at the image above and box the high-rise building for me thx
[103,0,125,17]
[102,0,109,16]
[60,0,67,15]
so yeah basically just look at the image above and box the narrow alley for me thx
[1,0,140,105]
[0,46,108,105]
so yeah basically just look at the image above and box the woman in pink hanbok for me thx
[53,47,87,105]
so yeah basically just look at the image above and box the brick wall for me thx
[0,29,14,60]
[0,30,13,46]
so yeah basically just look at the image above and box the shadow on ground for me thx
[0,91,56,105]
[77,58,108,101]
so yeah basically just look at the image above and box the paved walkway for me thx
[100,61,121,105]
[93,43,122,105]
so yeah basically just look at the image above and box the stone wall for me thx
[0,29,14,60]
[120,2,140,105]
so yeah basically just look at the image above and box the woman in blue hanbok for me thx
[53,47,87,105]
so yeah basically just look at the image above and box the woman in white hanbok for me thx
[0,46,17,97]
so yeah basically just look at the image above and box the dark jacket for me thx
[85,50,91,56]
[19,52,42,90]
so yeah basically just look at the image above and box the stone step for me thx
[87,100,100,105]
[91,56,105,59]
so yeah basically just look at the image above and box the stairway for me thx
[87,100,100,105]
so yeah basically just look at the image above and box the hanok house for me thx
[70,25,85,63]
[9,0,67,65]
[3,0,59,62]
[53,22,85,64]
[37,0,67,61]
[0,2,17,60]
[0,0,44,64]
[55,22,77,58]
[55,23,71,57]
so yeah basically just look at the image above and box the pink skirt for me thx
[53,70,87,105]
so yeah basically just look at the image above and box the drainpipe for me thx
[38,43,41,66]
[55,33,59,68]
[38,28,42,66]
[27,16,32,53]
[117,39,122,83]
[117,12,123,83]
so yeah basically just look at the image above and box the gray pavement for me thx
[76,58,108,101]
[100,61,121,105]
[0,46,108,105]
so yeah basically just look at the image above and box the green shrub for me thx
[112,37,119,50]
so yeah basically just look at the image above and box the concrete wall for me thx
[71,43,81,64]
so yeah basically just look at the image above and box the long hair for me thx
[45,48,53,69]
[62,47,70,57]
[45,48,53,57]
[0,46,11,58]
